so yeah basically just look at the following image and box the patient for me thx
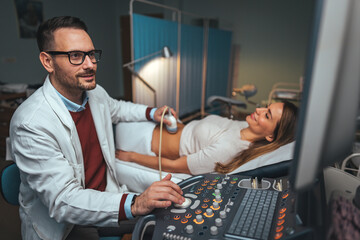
[116,101,298,175]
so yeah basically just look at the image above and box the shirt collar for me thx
[54,88,89,112]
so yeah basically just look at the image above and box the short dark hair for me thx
[36,16,88,52]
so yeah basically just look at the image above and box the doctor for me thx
[10,16,183,240]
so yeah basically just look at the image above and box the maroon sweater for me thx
[69,103,107,191]
[69,103,154,220]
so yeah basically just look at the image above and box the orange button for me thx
[207,186,213,190]
[274,232,283,239]
[279,208,286,214]
[173,215,180,220]
[276,225,284,232]
[193,218,204,224]
[195,209,202,214]
[277,219,285,226]
[195,191,201,194]
[282,193,289,199]
[198,187,204,191]
[278,213,285,219]
[185,213,192,218]
[201,183,207,187]
[181,218,188,224]
[204,198,210,202]
[201,204,208,208]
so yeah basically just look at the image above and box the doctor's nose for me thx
[82,55,96,69]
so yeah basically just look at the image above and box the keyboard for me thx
[225,188,279,240]
[140,174,297,240]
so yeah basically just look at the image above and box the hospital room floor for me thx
[0,160,21,240]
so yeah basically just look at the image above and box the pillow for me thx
[229,142,295,174]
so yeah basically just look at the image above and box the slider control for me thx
[252,177,258,189]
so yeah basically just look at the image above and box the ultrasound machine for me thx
[132,0,360,239]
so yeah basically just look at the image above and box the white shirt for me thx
[179,115,250,174]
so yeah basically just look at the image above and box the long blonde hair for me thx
[215,101,298,174]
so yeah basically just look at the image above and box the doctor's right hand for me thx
[131,173,185,216]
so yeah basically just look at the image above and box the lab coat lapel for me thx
[42,77,74,130]
[87,94,111,164]
[42,77,85,183]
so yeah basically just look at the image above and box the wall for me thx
[178,0,315,110]
[1,0,314,106]
[0,0,131,98]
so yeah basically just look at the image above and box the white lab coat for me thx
[10,76,148,240]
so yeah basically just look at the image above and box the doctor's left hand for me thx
[131,173,185,216]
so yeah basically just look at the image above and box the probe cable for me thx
[158,106,169,181]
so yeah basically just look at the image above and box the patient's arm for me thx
[116,150,191,174]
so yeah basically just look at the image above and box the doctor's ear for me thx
[39,52,54,73]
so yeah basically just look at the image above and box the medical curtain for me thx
[205,28,233,102]
[132,13,232,116]
[132,14,178,108]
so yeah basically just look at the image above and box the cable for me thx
[158,106,169,181]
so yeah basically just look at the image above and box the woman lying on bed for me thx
[115,101,298,175]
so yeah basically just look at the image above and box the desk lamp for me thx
[123,46,172,107]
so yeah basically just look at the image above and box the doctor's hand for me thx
[131,173,185,216]
[153,106,177,126]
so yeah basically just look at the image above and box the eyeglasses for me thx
[46,50,102,65]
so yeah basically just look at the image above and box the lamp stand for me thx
[126,66,157,107]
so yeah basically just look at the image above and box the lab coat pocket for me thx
[30,200,67,240]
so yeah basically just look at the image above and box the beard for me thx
[53,62,97,92]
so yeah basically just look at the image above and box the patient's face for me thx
[246,102,284,142]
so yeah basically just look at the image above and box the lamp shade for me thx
[161,46,172,58]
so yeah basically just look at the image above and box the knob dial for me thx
[210,226,218,235]
[213,202,219,208]
[185,224,194,234]
[219,210,227,218]
[196,215,203,222]
[215,218,223,227]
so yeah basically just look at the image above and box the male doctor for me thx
[10,16,184,240]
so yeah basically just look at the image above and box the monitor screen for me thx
[290,0,360,191]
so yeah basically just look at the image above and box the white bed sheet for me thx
[115,142,295,193]
[115,160,192,193]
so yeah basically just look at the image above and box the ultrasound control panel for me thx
[145,174,298,240]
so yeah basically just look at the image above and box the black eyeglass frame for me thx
[46,50,102,65]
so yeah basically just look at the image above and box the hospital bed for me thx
[267,77,303,105]
[205,84,258,120]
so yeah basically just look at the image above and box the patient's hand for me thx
[115,150,133,162]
